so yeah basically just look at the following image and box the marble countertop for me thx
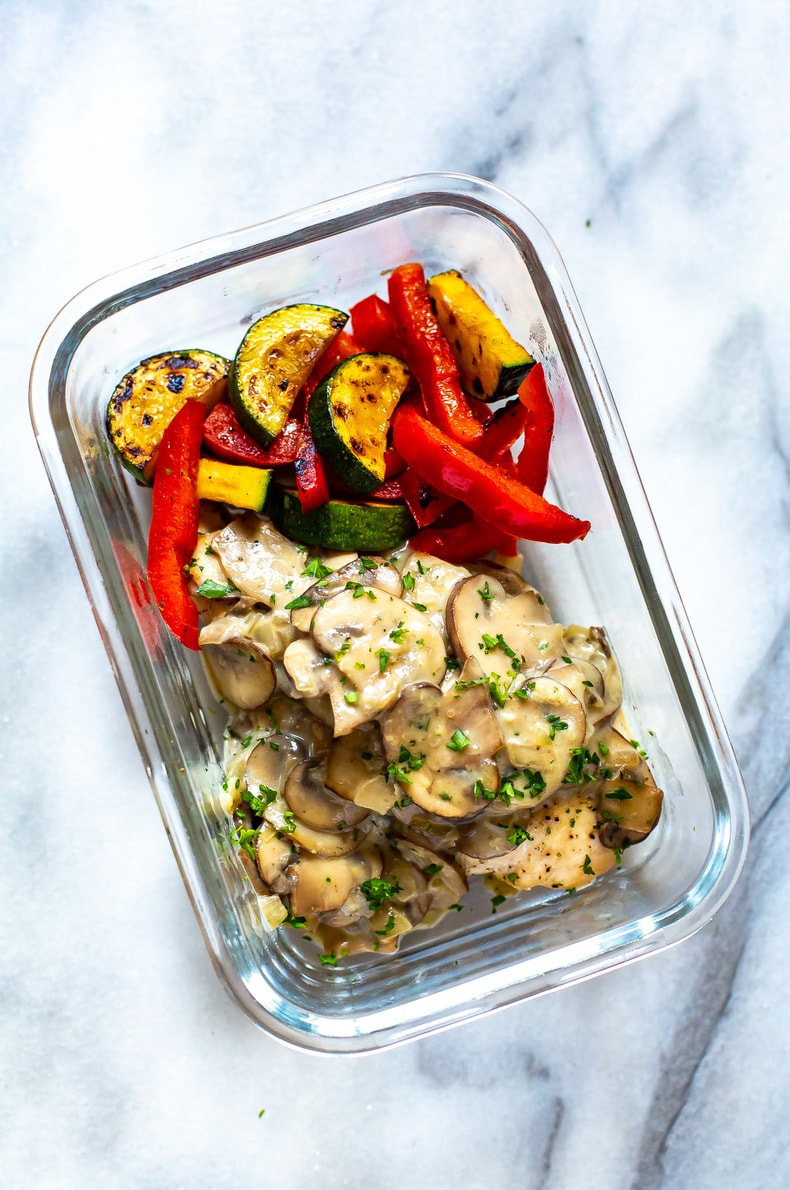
[3,2,787,1186]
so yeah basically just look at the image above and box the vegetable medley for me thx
[106,262,661,962]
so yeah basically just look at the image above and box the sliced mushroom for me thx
[256,823,298,894]
[379,669,502,819]
[457,788,616,890]
[325,723,396,814]
[288,846,382,918]
[563,625,623,721]
[398,552,471,639]
[495,674,586,795]
[255,694,333,756]
[283,758,370,831]
[593,729,663,849]
[455,816,521,862]
[290,556,403,633]
[263,791,374,857]
[284,588,446,735]
[212,514,312,607]
[245,734,306,796]
[446,574,563,681]
[389,837,467,926]
[199,632,276,709]
[466,559,535,598]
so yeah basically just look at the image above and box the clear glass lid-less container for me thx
[29,173,749,1053]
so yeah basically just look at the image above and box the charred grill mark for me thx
[166,373,186,394]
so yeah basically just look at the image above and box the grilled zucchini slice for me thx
[427,270,534,401]
[308,353,410,494]
[106,350,229,482]
[230,304,348,447]
[269,487,413,552]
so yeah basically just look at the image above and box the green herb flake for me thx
[285,594,313,610]
[360,877,402,912]
[402,572,415,591]
[376,648,391,672]
[343,690,359,705]
[446,729,470,752]
[319,954,339,967]
[491,894,506,914]
[546,713,568,741]
[582,855,595,876]
[477,581,495,602]
[605,786,633,801]
[302,557,333,580]
[195,578,237,599]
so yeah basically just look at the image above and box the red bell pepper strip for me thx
[410,513,517,563]
[516,363,554,495]
[350,294,404,356]
[391,404,589,545]
[384,447,407,479]
[477,396,531,461]
[387,263,484,448]
[203,404,301,467]
[147,399,204,650]
[301,330,367,401]
[399,466,458,528]
[294,415,331,512]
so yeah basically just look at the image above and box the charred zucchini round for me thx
[427,270,534,401]
[106,349,229,482]
[230,304,348,447]
[308,353,410,494]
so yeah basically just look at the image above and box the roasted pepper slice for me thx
[350,294,404,357]
[203,403,301,467]
[410,513,517,562]
[391,404,589,545]
[147,399,204,650]
[516,362,554,495]
[387,263,484,448]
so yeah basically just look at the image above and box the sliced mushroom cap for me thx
[283,758,370,831]
[563,625,623,720]
[188,525,235,598]
[212,514,312,607]
[256,823,298,894]
[199,633,276,709]
[398,552,471,639]
[379,670,502,819]
[446,574,562,680]
[290,556,403,633]
[288,846,383,918]
[389,837,467,925]
[263,791,375,858]
[264,694,333,756]
[245,733,307,796]
[459,789,616,890]
[285,588,446,735]
[495,674,586,794]
[325,722,396,814]
[466,559,534,598]
[592,730,663,849]
[455,816,521,862]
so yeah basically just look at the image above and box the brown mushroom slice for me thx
[466,559,534,598]
[295,588,447,735]
[265,693,333,756]
[380,680,499,820]
[263,793,374,858]
[290,556,403,632]
[188,525,235,597]
[244,734,306,796]
[446,574,562,681]
[256,824,297,894]
[325,723,396,814]
[283,758,370,831]
[563,625,623,720]
[455,816,520,863]
[398,552,471,638]
[463,789,616,889]
[495,675,586,794]
[597,774,663,849]
[288,846,382,919]
[389,837,468,924]
[199,634,276,710]
[212,514,312,607]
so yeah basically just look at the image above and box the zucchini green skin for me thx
[427,270,534,401]
[308,353,410,494]
[196,458,272,512]
[230,304,348,447]
[269,487,413,551]
[106,349,230,483]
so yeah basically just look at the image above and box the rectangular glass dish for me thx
[30,173,749,1053]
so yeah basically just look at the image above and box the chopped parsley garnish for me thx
[423,863,444,876]
[359,557,378,572]
[412,601,428,612]
[360,877,402,911]
[302,557,333,580]
[480,632,522,669]
[491,894,506,913]
[444,656,460,671]
[477,581,495,601]
[604,786,633,801]
[285,594,313,610]
[375,648,391,672]
[507,825,532,846]
[195,579,238,599]
[319,954,339,966]
[545,713,568,740]
[582,855,595,876]
[280,810,296,834]
[446,729,470,752]
[402,572,416,591]
[343,690,359,705]
[240,784,278,817]
[389,622,407,643]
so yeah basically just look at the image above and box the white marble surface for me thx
[3,2,788,1186]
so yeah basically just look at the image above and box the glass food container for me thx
[29,173,749,1053]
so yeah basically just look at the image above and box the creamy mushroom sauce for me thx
[191,511,663,961]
